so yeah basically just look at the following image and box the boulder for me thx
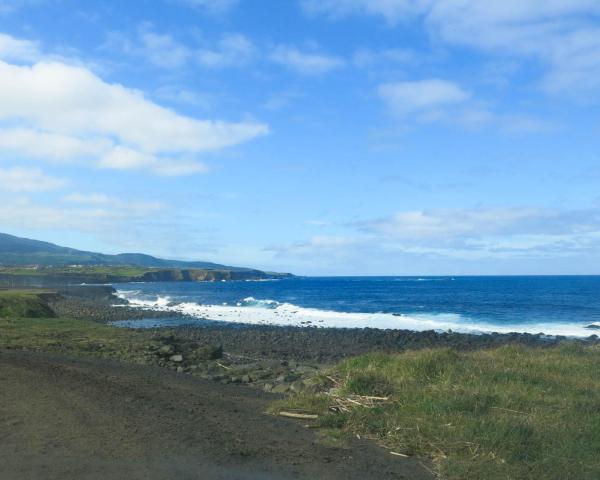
[158,345,174,356]
[188,345,223,361]
[271,383,291,394]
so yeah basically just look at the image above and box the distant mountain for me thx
[0,232,260,272]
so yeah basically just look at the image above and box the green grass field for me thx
[0,291,157,362]
[271,345,600,479]
[0,290,57,318]
[0,265,151,277]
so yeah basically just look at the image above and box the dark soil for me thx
[0,350,432,480]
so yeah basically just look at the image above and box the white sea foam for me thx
[115,290,597,337]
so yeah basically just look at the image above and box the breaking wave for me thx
[115,290,595,337]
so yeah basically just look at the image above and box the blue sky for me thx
[1,0,600,275]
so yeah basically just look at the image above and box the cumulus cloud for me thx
[104,26,191,68]
[0,167,67,192]
[376,78,554,132]
[136,28,192,68]
[107,27,255,70]
[0,128,111,162]
[269,45,344,75]
[63,193,116,205]
[196,33,256,68]
[0,36,269,175]
[154,85,214,108]
[303,0,600,92]
[266,235,361,261]
[356,208,599,240]
[270,205,600,265]
[378,79,470,117]
[351,206,600,258]
[0,32,40,62]
[0,189,168,237]
[63,192,165,212]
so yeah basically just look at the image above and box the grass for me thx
[0,314,159,363]
[0,291,158,363]
[0,265,152,277]
[271,345,600,479]
[0,290,57,318]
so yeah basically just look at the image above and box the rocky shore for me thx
[41,285,600,396]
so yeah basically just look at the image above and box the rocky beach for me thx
[4,285,600,479]
[43,285,600,394]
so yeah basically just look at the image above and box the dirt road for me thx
[0,350,431,479]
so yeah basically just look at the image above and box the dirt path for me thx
[0,350,432,480]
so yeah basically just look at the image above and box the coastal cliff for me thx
[0,268,292,287]
[0,232,293,286]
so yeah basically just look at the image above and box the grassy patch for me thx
[273,345,600,479]
[0,303,159,364]
[0,265,151,277]
[0,291,57,318]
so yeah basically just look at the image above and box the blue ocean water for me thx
[114,276,600,336]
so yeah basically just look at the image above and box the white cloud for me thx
[303,0,600,92]
[267,235,360,260]
[0,128,211,174]
[196,33,255,68]
[0,128,111,162]
[108,27,255,70]
[0,37,269,175]
[103,27,191,68]
[542,29,600,93]
[63,192,165,212]
[377,79,554,133]
[155,85,214,108]
[137,28,192,68]
[355,206,600,256]
[0,167,67,192]
[269,45,344,75]
[378,79,470,117]
[63,193,114,205]
[0,32,40,62]
[359,208,550,240]
[271,205,600,265]
[0,196,165,233]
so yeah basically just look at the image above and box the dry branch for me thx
[278,411,319,420]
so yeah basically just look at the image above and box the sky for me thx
[0,0,600,275]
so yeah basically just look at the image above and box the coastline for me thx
[3,285,600,479]
[51,285,600,364]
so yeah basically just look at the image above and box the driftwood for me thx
[278,411,319,420]
[327,392,391,413]
[390,451,409,458]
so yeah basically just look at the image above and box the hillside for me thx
[0,232,259,272]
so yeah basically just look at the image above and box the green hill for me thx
[0,232,260,272]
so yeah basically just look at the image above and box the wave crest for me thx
[114,291,596,337]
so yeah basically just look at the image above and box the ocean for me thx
[113,276,600,337]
